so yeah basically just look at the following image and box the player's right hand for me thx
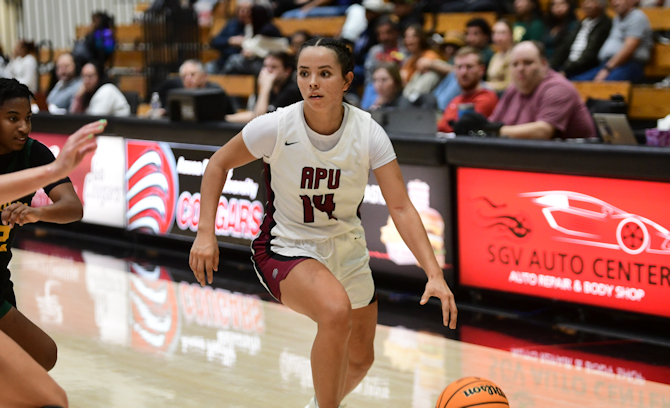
[53,120,106,178]
[190,233,219,286]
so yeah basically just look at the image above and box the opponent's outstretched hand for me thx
[53,120,106,178]
[420,276,458,329]
[189,233,219,286]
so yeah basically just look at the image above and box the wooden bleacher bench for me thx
[646,43,670,78]
[630,86,670,120]
[115,24,144,45]
[113,50,144,69]
[135,3,151,13]
[642,8,670,31]
[201,48,219,64]
[117,74,148,101]
[208,74,255,98]
[424,12,497,34]
[574,8,670,31]
[573,81,632,103]
[274,16,346,37]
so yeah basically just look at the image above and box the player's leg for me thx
[280,259,353,408]
[341,300,377,399]
[0,328,68,408]
[0,306,58,371]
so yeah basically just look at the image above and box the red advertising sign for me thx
[457,168,670,318]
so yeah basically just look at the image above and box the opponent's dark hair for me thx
[0,78,34,108]
[466,18,492,39]
[297,37,354,77]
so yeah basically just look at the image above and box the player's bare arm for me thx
[374,159,458,329]
[190,132,257,286]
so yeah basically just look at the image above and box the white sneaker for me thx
[303,396,346,408]
[305,396,318,408]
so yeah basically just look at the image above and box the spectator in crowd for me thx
[154,59,237,115]
[368,62,410,110]
[550,0,611,78]
[465,18,494,67]
[400,24,443,103]
[223,5,289,76]
[208,0,253,74]
[438,30,466,62]
[364,16,407,85]
[340,0,393,47]
[348,0,394,89]
[289,30,312,55]
[570,0,653,82]
[278,0,354,18]
[360,16,407,109]
[0,45,7,72]
[391,0,425,33]
[438,47,498,133]
[542,0,578,59]
[46,53,83,114]
[70,62,130,117]
[487,20,514,93]
[513,0,546,42]
[226,51,302,122]
[420,18,494,112]
[2,40,38,93]
[74,11,116,68]
[485,41,596,139]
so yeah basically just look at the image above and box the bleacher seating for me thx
[208,74,256,98]
[60,7,670,122]
[573,81,632,103]
[423,12,497,34]
[630,87,670,120]
[274,16,345,37]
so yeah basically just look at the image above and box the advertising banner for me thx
[29,133,126,227]
[362,165,452,281]
[457,167,670,318]
[125,140,266,247]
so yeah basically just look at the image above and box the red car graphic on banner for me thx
[522,191,670,255]
[126,141,178,235]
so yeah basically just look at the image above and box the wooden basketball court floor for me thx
[7,245,670,408]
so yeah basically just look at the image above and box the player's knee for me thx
[320,301,353,334]
[349,350,374,375]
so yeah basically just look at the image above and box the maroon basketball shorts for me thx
[251,229,375,308]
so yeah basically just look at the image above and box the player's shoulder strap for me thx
[6,138,34,173]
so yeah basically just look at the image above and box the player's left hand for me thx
[1,203,41,228]
[420,276,458,329]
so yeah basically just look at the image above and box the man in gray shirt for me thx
[570,0,652,82]
[47,53,83,113]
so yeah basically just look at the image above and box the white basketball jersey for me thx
[263,101,371,242]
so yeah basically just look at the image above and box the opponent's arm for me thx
[374,159,457,328]
[190,132,257,286]
[2,183,82,228]
[0,120,101,205]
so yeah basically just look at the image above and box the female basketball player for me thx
[0,77,103,408]
[190,38,457,408]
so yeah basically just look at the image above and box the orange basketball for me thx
[436,377,509,408]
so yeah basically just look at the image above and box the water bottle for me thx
[150,92,161,119]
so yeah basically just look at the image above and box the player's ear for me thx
[343,71,354,93]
